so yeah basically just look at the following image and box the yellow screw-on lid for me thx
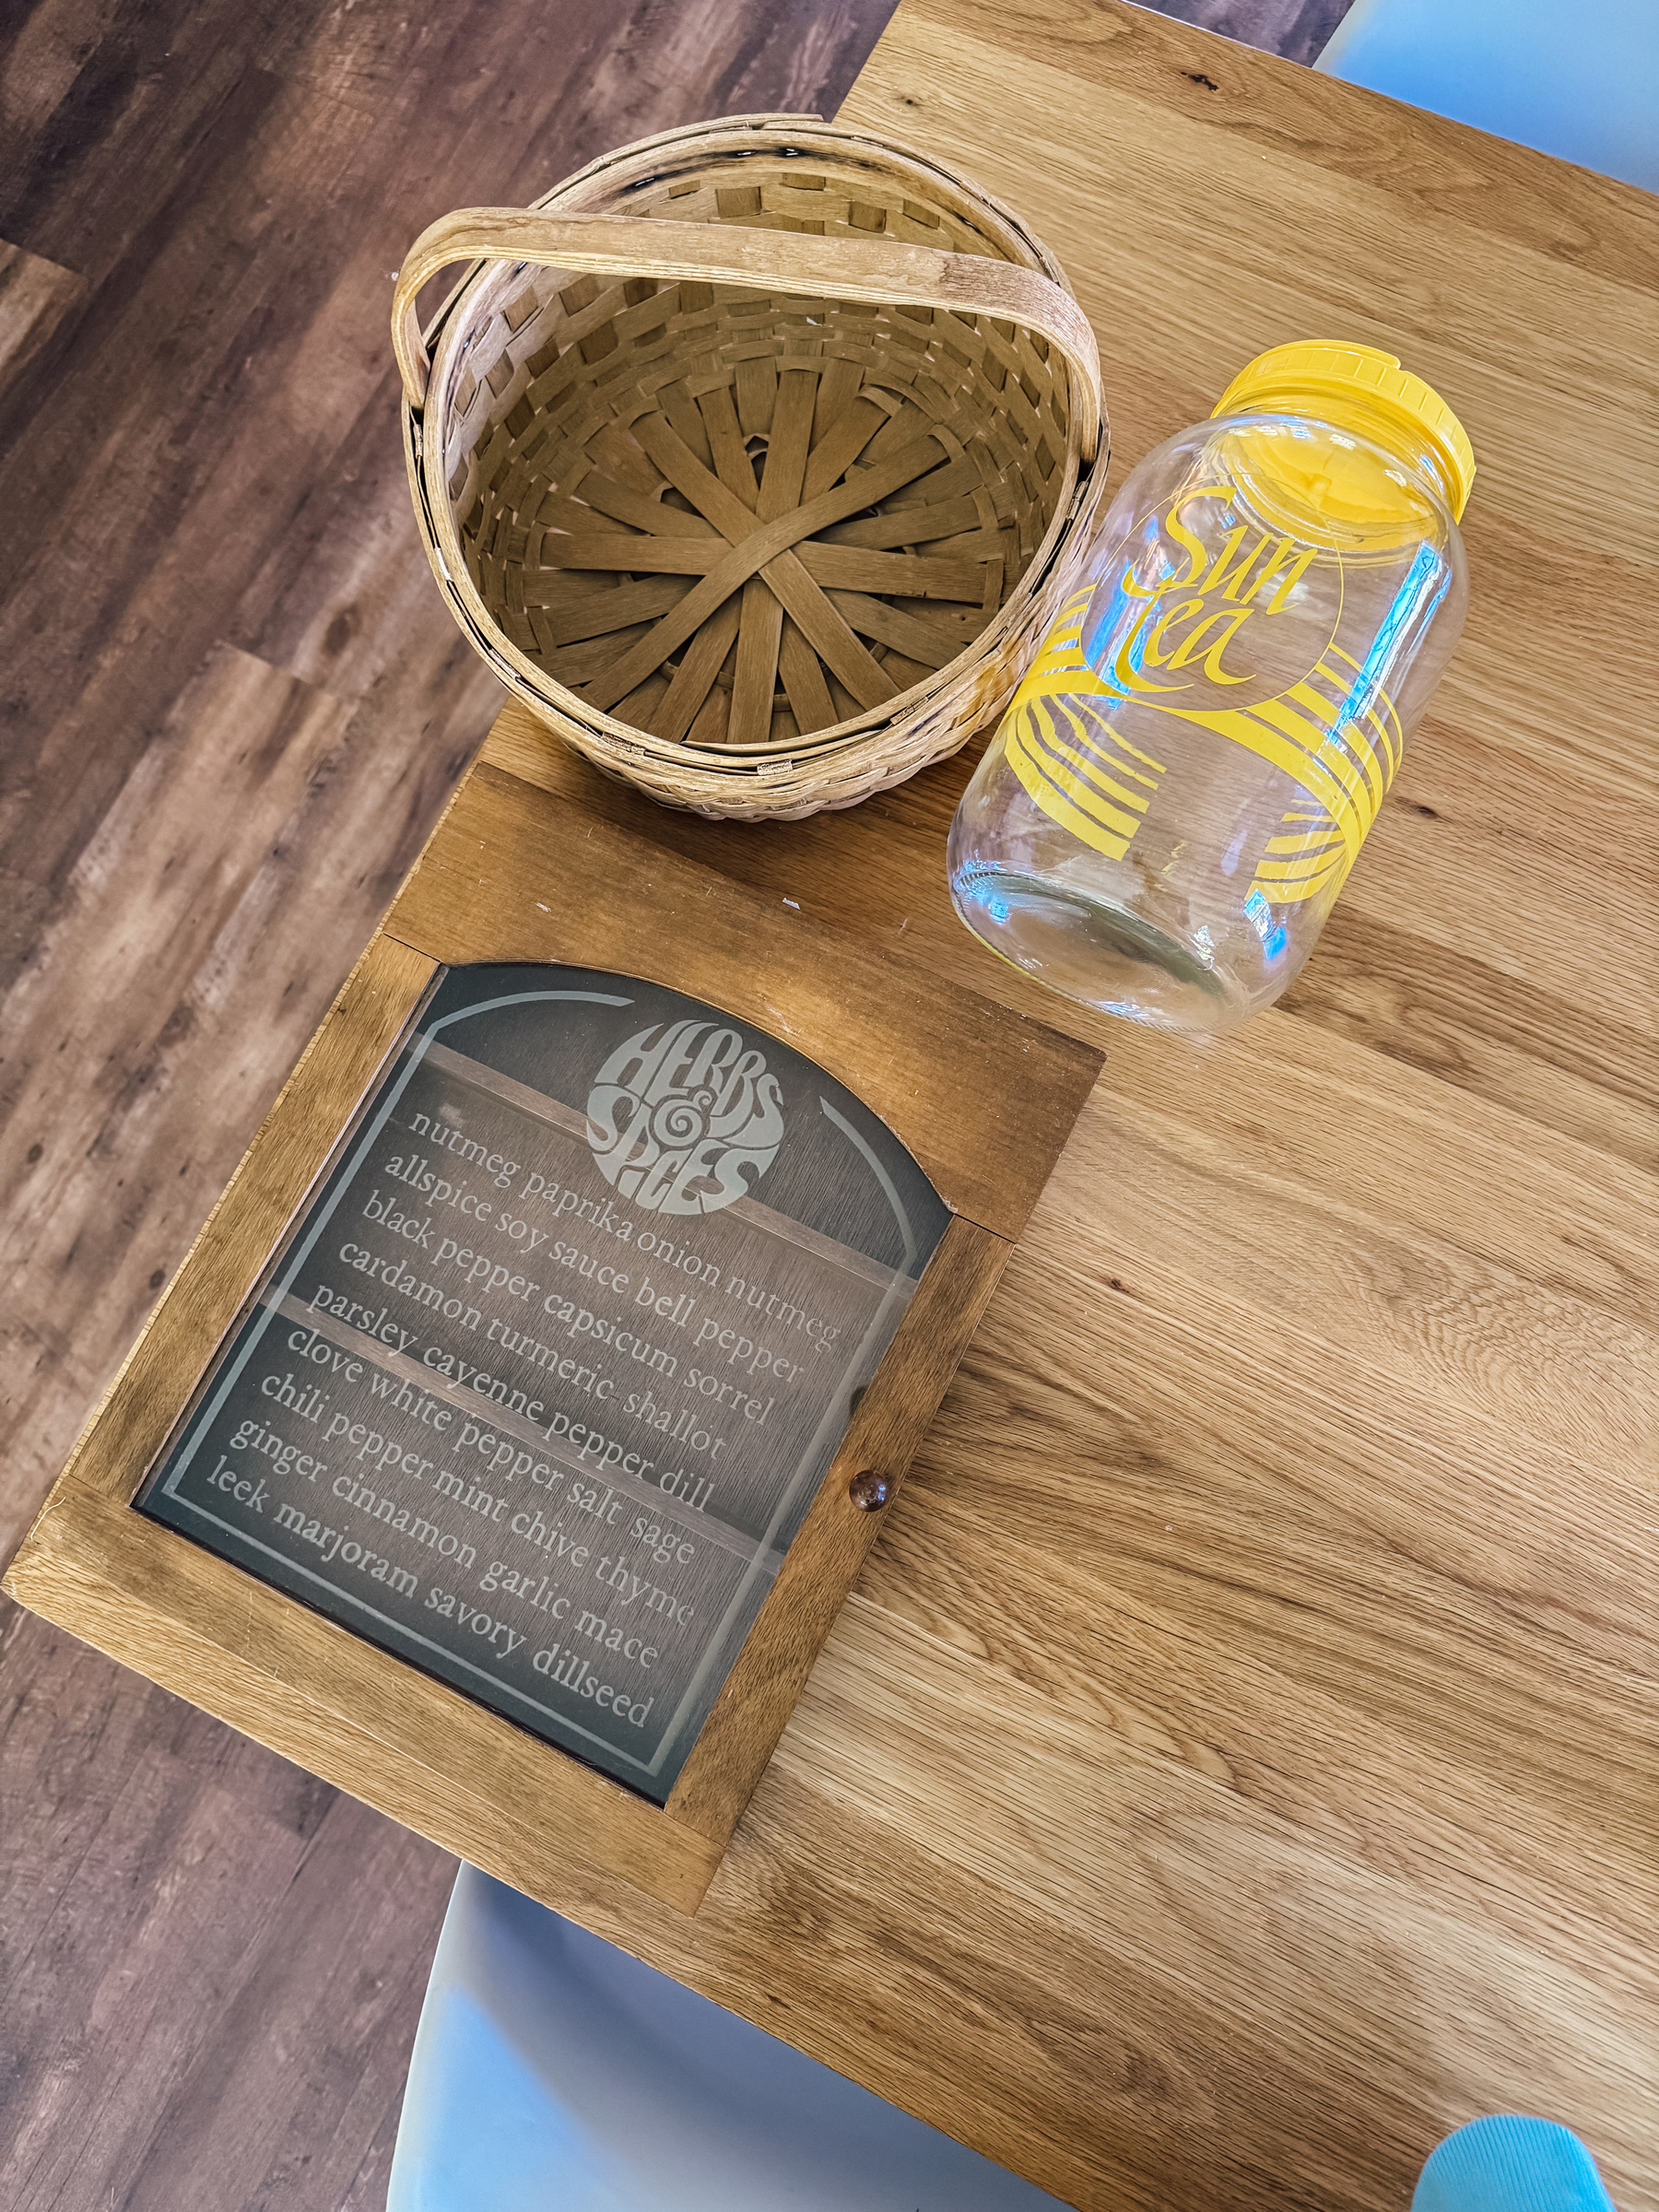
[1213,342,1476,520]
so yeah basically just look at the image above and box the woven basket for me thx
[394,115,1109,819]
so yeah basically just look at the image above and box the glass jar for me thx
[947,341,1474,1035]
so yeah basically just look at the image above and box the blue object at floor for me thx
[1315,0,1658,191]
[387,1864,1069,2212]
[1414,2116,1618,2212]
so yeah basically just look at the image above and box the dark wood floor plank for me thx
[118,1798,453,2212]
[0,647,361,1544]
[6,1788,317,2206]
[1143,0,1353,67]
[0,1601,322,2025]
[0,241,86,403]
[0,4,318,284]
[337,2095,412,2212]
[0,1602,453,2212]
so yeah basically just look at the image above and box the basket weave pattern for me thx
[404,120,1109,818]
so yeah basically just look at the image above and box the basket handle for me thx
[392,208,1101,461]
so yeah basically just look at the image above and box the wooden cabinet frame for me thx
[5,738,1100,1913]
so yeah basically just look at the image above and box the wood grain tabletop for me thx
[381,9,1657,2208]
[3,0,1654,2206]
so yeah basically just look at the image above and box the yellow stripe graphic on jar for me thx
[1235,650,1403,904]
[1006,592,1402,899]
[1146,653,1401,878]
[1247,812,1349,904]
[1002,586,1168,862]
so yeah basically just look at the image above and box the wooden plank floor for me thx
[0,1599,454,2210]
[0,2,903,2204]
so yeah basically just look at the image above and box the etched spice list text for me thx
[141,971,947,1799]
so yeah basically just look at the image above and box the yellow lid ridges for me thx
[1214,341,1476,520]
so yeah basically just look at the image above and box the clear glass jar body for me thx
[947,401,1468,1034]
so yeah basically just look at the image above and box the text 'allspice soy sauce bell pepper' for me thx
[947,341,1476,1037]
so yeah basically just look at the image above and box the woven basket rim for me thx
[406,113,1103,784]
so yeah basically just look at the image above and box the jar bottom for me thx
[950,866,1254,1035]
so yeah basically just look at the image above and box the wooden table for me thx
[20,4,1659,2208]
[391,10,1657,2208]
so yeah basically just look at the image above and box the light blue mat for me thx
[388,1865,1068,2212]
[1317,0,1658,190]
[1414,2115,1618,2212]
